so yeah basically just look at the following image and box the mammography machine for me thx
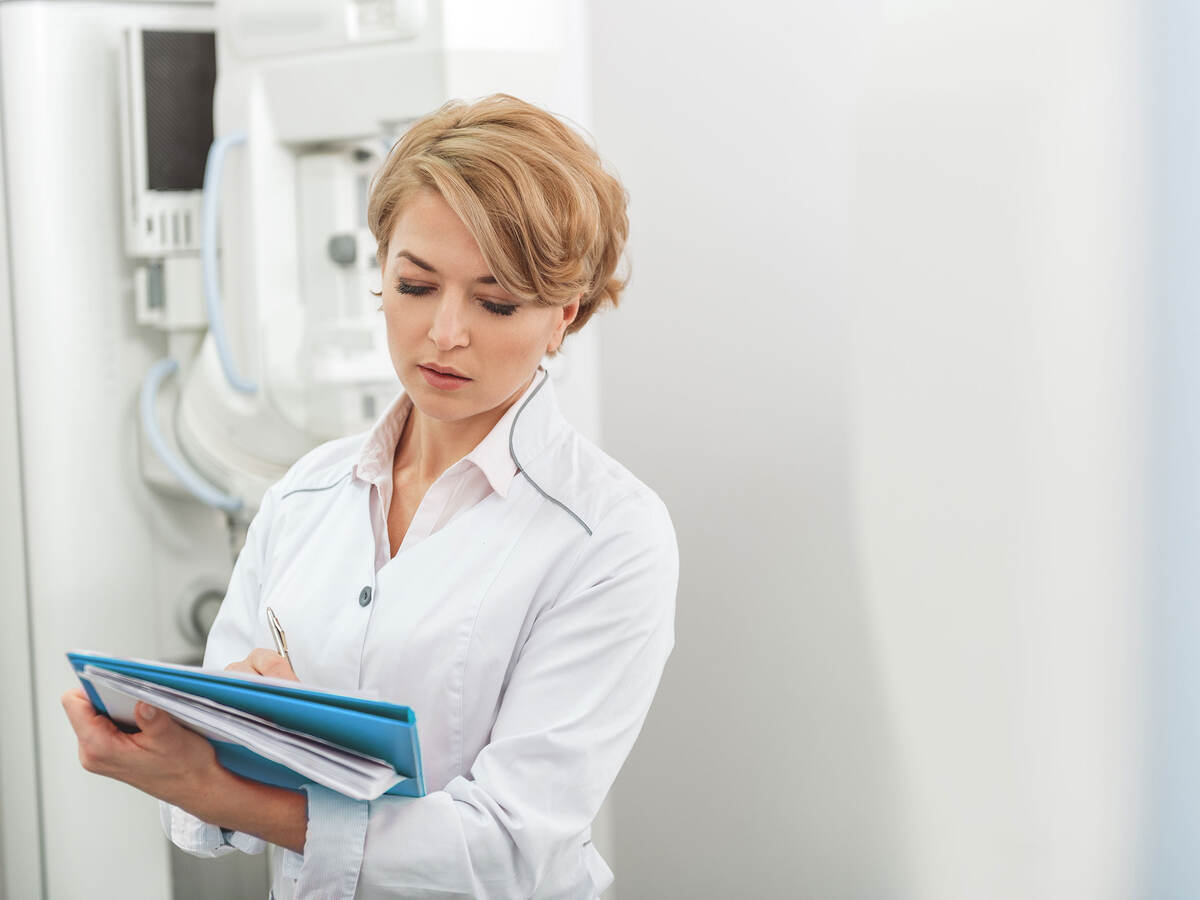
[0,1,602,896]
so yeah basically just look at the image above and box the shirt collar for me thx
[352,391,413,486]
[351,366,558,498]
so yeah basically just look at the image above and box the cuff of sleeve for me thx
[293,785,368,900]
[282,846,303,880]
[223,827,267,855]
[159,802,238,859]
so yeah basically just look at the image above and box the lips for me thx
[420,363,470,379]
[418,364,472,391]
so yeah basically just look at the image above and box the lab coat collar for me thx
[504,366,568,481]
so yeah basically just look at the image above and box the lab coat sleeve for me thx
[159,482,282,859]
[293,487,679,899]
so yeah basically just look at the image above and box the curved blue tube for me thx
[202,131,257,394]
[140,357,243,514]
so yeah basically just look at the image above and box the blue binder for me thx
[67,651,426,799]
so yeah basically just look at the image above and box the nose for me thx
[427,292,470,352]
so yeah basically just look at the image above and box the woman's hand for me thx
[225,648,299,681]
[60,688,221,807]
[62,685,310,851]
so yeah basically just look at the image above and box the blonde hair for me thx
[367,94,630,344]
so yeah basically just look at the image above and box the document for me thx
[67,651,426,802]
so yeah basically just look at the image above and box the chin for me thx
[414,400,473,423]
[404,380,478,422]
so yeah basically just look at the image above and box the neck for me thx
[394,370,537,484]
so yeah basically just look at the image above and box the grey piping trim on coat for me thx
[280,470,353,501]
[509,370,593,536]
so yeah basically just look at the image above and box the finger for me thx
[133,702,168,736]
[61,690,119,739]
[245,648,279,675]
[260,655,298,681]
[61,687,95,720]
[129,702,185,751]
[225,661,254,674]
[246,648,297,680]
[62,692,125,774]
[62,686,102,714]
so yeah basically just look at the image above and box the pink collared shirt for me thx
[353,372,539,571]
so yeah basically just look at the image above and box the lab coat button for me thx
[359,586,372,607]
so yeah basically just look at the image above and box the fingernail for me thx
[140,703,157,720]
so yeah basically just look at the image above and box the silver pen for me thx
[265,606,294,673]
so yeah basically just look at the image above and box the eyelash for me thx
[394,279,518,317]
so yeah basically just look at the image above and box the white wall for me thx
[588,3,907,897]
[848,3,1146,897]
[588,2,1148,898]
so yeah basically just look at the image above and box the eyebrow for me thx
[394,250,497,284]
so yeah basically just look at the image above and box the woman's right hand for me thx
[61,689,221,806]
[225,648,298,681]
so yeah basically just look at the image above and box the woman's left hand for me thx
[60,688,221,807]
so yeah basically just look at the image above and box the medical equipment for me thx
[129,4,430,519]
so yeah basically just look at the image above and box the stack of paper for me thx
[68,651,425,802]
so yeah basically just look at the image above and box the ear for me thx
[548,296,581,354]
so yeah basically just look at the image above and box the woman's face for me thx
[381,188,579,426]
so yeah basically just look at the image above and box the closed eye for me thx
[395,279,519,317]
[395,279,433,297]
[480,300,518,317]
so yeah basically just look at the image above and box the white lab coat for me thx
[162,370,679,899]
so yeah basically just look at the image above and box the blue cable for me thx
[202,131,257,394]
[139,357,243,514]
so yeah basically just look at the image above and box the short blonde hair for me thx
[367,94,630,342]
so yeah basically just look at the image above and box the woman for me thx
[62,94,678,899]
